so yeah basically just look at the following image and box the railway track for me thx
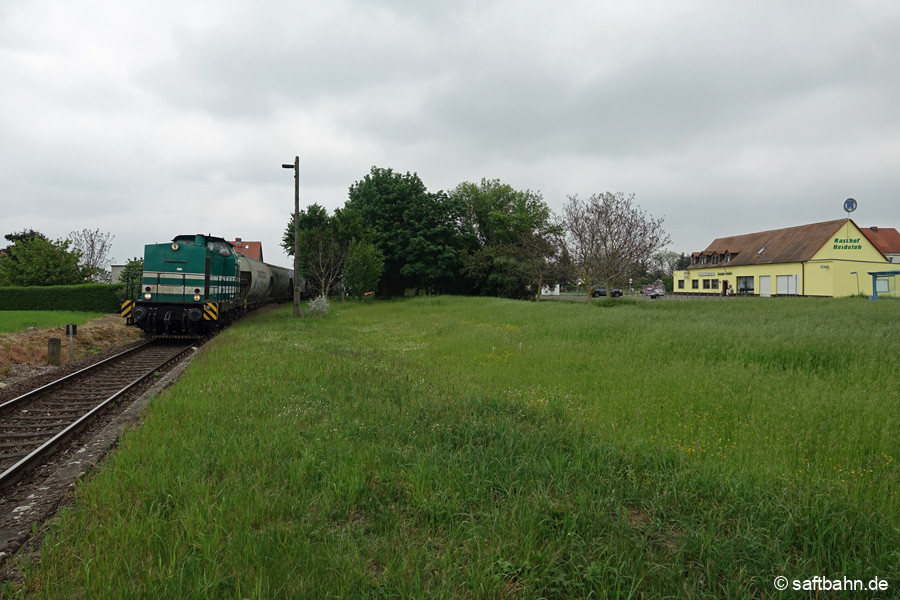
[0,340,194,491]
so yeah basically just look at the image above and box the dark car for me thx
[591,285,623,298]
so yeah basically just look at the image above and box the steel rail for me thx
[0,342,193,490]
[0,340,154,414]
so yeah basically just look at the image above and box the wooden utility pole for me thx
[283,156,301,317]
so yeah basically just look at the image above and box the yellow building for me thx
[674,219,893,297]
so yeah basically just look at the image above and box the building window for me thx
[692,280,699,289]
[712,279,719,289]
[678,280,684,289]
[702,279,711,289]
[712,255,720,264]
[700,256,707,264]
[725,254,731,263]
[737,276,754,294]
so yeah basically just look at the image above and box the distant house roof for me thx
[860,227,900,255]
[228,237,263,261]
[688,218,867,269]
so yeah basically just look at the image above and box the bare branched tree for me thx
[68,228,114,283]
[304,229,346,298]
[562,192,671,299]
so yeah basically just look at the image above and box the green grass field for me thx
[10,297,898,598]
[0,311,102,335]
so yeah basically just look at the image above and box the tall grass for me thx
[10,297,898,599]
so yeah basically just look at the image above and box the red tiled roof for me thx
[688,219,859,269]
[228,239,263,261]
[861,227,900,255]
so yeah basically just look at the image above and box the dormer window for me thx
[757,246,766,255]
[712,255,720,264]
[725,253,731,263]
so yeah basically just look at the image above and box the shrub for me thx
[306,295,330,317]
[0,284,125,312]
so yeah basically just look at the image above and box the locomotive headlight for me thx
[193,294,201,301]
[144,292,152,300]
[171,243,179,251]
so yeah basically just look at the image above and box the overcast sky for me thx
[2,0,898,268]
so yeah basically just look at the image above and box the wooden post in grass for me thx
[48,338,61,366]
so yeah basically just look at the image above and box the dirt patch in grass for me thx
[0,314,141,385]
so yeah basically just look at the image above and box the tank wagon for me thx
[121,234,299,337]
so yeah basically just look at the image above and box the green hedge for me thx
[0,283,125,312]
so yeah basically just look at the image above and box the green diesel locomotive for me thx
[121,234,298,337]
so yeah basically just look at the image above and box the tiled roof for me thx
[228,239,263,261]
[861,227,900,254]
[688,219,851,269]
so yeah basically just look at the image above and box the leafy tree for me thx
[117,257,144,283]
[116,257,145,301]
[0,233,89,286]
[647,250,682,279]
[343,239,385,299]
[399,190,472,295]
[281,204,340,297]
[461,245,534,300]
[562,192,671,300]
[68,228,114,283]
[346,166,469,296]
[451,179,560,299]
[281,204,372,298]
[2,229,48,255]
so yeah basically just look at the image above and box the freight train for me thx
[121,234,301,337]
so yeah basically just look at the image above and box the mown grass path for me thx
[12,297,898,599]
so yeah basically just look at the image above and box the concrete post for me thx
[48,338,61,366]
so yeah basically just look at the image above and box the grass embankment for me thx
[0,311,101,335]
[13,297,899,598]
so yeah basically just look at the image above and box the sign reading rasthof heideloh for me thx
[833,237,862,250]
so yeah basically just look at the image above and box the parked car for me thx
[591,285,623,298]
[642,280,666,299]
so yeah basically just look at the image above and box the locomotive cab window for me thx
[206,239,232,255]
[173,235,197,246]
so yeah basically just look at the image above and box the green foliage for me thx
[2,228,48,253]
[115,257,145,301]
[0,232,90,286]
[343,239,385,299]
[0,283,125,312]
[117,257,144,283]
[461,245,533,300]
[282,204,374,297]
[346,166,469,295]
[674,252,692,271]
[453,178,550,247]
[397,190,471,293]
[451,178,561,298]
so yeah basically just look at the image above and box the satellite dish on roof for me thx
[843,198,857,215]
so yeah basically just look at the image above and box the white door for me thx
[776,275,797,295]
[776,274,798,295]
[760,275,771,297]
